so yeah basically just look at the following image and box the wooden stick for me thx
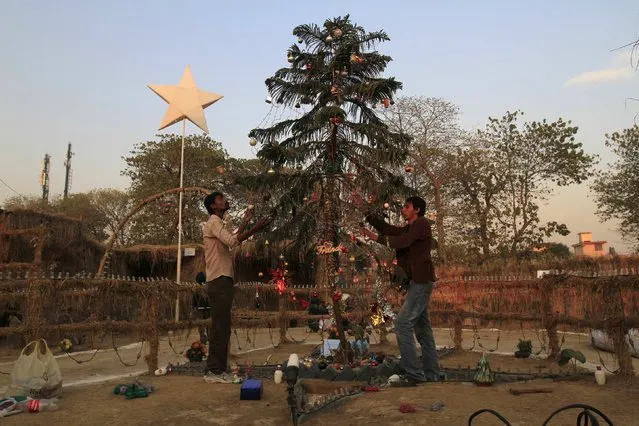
[509,388,553,396]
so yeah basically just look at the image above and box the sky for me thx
[0,1,638,252]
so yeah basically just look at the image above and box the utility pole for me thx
[40,154,51,203]
[63,143,73,199]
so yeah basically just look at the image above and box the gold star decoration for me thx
[148,65,223,134]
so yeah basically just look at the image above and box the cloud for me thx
[564,52,636,88]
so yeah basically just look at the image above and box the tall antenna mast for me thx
[40,154,51,203]
[63,143,74,199]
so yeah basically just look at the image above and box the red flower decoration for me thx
[271,268,287,295]
[332,291,342,302]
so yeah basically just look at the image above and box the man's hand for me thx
[237,215,272,243]
[360,227,378,242]
[255,216,273,230]
[238,205,255,234]
[243,206,254,222]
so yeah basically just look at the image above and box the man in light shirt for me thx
[202,191,272,383]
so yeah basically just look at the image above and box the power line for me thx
[0,176,25,199]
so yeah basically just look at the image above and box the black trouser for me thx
[206,276,234,374]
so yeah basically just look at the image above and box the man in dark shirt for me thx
[362,196,440,386]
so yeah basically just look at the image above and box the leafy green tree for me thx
[121,134,229,244]
[247,15,410,358]
[449,141,503,259]
[452,111,595,260]
[482,111,594,255]
[592,125,639,250]
[380,96,463,264]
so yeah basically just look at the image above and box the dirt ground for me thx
[2,359,637,425]
[1,328,638,425]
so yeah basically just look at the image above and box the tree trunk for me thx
[317,128,352,363]
[432,181,447,264]
[479,215,490,260]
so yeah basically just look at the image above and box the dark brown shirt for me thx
[366,214,435,283]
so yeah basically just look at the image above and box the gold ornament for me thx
[249,137,257,146]
[267,168,276,175]
[371,312,384,327]
[333,28,343,38]
[316,242,345,255]
[350,53,364,64]
[383,202,390,209]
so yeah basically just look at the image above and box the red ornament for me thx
[271,268,287,295]
[330,116,341,125]
[399,403,416,413]
[332,291,342,302]
[305,63,312,71]
[382,98,391,108]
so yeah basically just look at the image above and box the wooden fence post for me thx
[453,314,464,350]
[24,278,46,343]
[144,286,160,375]
[604,282,635,376]
[279,294,292,344]
[540,282,560,359]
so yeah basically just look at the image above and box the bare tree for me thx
[380,96,462,263]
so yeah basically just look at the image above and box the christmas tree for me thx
[247,15,411,360]
[473,353,496,385]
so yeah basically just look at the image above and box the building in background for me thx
[573,232,608,257]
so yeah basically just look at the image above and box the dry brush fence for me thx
[0,270,637,376]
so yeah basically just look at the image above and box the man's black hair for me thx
[405,196,426,217]
[204,192,224,215]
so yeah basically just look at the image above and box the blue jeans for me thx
[395,282,439,380]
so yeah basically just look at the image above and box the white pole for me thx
[175,119,186,322]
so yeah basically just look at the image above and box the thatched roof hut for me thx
[0,208,313,282]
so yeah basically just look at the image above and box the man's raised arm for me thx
[365,211,407,236]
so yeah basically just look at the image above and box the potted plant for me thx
[185,341,207,362]
[557,348,586,374]
[515,339,532,358]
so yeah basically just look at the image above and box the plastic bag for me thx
[6,340,62,399]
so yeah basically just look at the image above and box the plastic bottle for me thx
[22,398,59,413]
[594,365,606,386]
[274,365,283,384]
